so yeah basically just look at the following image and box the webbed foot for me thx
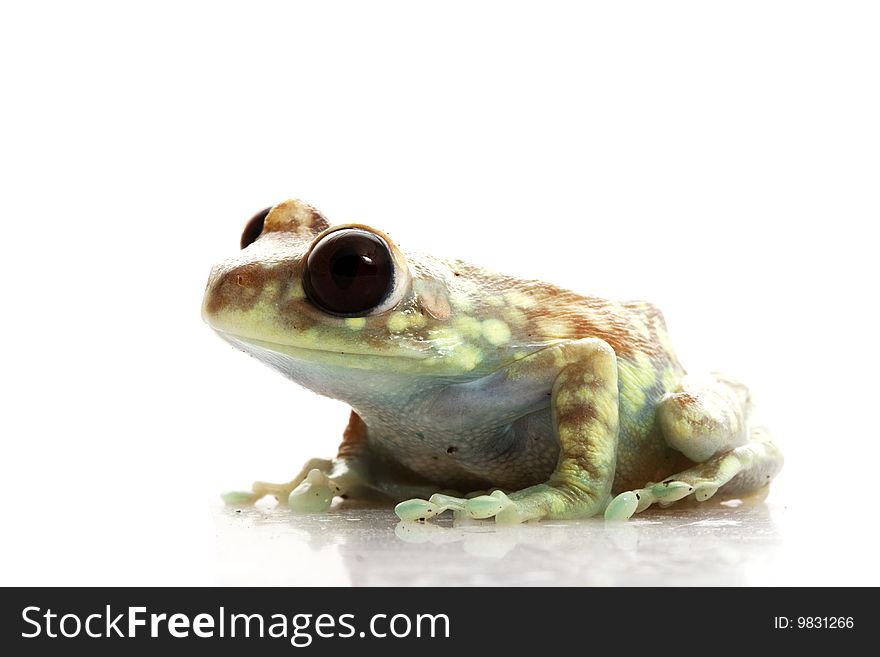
[604,427,783,521]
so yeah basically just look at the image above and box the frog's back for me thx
[441,260,690,488]
[445,258,682,367]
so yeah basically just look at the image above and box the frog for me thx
[202,199,783,523]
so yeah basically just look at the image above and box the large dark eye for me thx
[240,206,272,249]
[303,229,394,316]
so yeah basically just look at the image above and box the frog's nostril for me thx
[204,263,266,317]
[225,266,261,290]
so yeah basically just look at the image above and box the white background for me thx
[1,1,878,585]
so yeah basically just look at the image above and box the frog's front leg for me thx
[223,411,446,512]
[222,411,371,511]
[396,338,619,524]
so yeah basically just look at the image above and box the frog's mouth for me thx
[211,328,435,374]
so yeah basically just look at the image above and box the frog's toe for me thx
[604,491,640,521]
[395,493,469,521]
[464,492,504,519]
[464,491,521,522]
[494,501,529,525]
[221,490,261,506]
[694,486,719,501]
[287,468,339,513]
[395,498,440,521]
[651,480,695,503]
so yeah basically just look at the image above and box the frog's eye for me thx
[240,206,272,249]
[302,229,395,316]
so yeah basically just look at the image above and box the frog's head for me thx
[202,200,516,379]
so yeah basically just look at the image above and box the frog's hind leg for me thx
[605,427,783,519]
[604,373,783,520]
[656,373,751,462]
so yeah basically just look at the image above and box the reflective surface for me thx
[215,495,800,586]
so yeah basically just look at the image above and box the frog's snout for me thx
[201,261,272,325]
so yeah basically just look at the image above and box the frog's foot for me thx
[287,468,346,513]
[396,491,512,522]
[221,457,333,507]
[395,483,594,525]
[603,481,697,521]
[604,427,783,521]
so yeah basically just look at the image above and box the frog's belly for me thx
[366,404,687,494]
[366,409,560,492]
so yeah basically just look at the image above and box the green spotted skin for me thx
[203,199,783,522]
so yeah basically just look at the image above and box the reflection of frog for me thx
[202,199,782,523]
